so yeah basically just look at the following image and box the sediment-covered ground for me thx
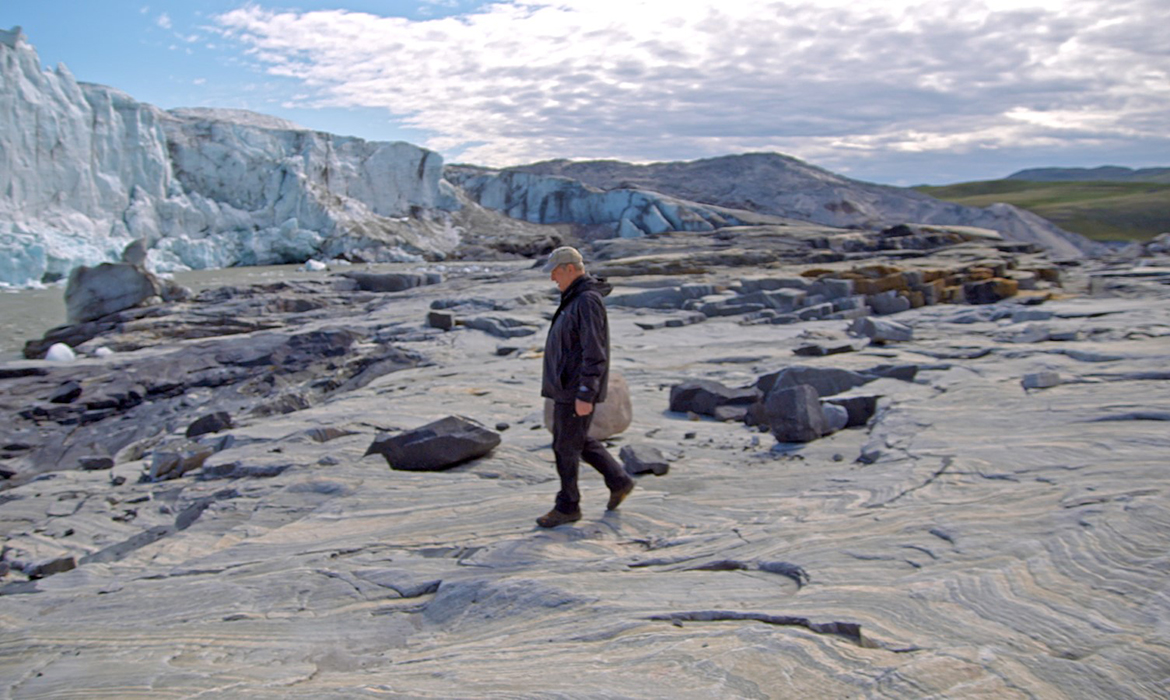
[1,227,1169,697]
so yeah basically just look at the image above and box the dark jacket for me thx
[541,274,612,404]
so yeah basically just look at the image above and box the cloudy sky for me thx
[6,0,1169,184]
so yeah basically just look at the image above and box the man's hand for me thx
[575,399,594,416]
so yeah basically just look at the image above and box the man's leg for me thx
[581,438,633,494]
[551,401,589,514]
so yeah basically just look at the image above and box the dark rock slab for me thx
[620,444,670,476]
[764,384,826,443]
[186,411,233,438]
[794,340,863,357]
[427,310,457,330]
[824,395,880,428]
[344,272,440,293]
[26,555,77,580]
[49,381,82,404]
[199,462,293,480]
[669,380,760,416]
[463,316,539,338]
[78,456,115,471]
[864,364,919,382]
[757,366,871,397]
[365,416,501,471]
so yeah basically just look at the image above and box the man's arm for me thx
[575,294,608,411]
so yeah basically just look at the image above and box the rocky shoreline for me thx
[1,226,1169,696]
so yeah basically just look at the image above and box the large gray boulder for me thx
[544,371,632,440]
[764,384,826,443]
[366,415,501,471]
[65,262,161,324]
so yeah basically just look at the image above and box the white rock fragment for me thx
[302,259,328,272]
[45,343,76,362]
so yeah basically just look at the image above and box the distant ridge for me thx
[1007,166,1170,184]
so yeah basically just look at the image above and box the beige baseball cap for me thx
[541,246,584,272]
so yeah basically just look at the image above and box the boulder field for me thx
[0,228,1168,697]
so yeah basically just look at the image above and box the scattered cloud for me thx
[213,0,1170,178]
[156,12,172,30]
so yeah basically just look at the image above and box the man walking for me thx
[537,246,634,528]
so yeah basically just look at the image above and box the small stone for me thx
[49,381,83,404]
[427,310,457,330]
[495,422,510,431]
[78,456,114,471]
[1022,372,1062,390]
[186,411,233,438]
[620,444,670,476]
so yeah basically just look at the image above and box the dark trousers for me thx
[551,401,631,513]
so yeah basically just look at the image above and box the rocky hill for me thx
[495,154,1099,258]
[1007,166,1170,183]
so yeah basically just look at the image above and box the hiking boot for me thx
[536,508,581,528]
[607,480,635,511]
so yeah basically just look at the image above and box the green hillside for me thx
[914,180,1170,243]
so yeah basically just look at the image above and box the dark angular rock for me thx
[345,272,439,293]
[427,310,457,330]
[199,462,292,480]
[865,364,919,382]
[669,379,760,416]
[78,456,115,471]
[965,278,1019,304]
[824,395,880,428]
[620,444,670,476]
[186,411,234,438]
[793,341,862,357]
[148,445,215,481]
[49,381,82,404]
[27,555,77,579]
[764,384,826,443]
[463,316,538,338]
[757,366,872,398]
[365,415,501,471]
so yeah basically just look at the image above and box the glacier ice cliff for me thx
[0,27,459,287]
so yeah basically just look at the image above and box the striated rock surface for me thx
[2,142,1170,700]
